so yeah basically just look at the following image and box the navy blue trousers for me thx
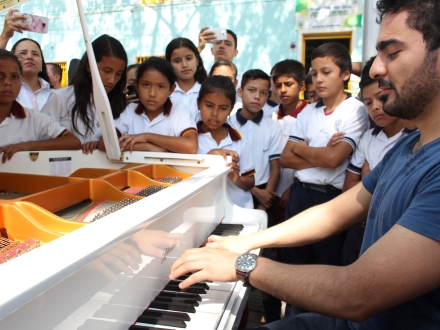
[282,181,346,317]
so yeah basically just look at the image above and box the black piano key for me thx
[164,284,206,295]
[136,315,187,328]
[216,224,244,229]
[168,280,209,290]
[130,326,171,330]
[141,309,190,321]
[154,296,199,306]
[158,291,202,302]
[211,230,240,236]
[149,301,196,313]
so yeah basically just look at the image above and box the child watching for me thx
[166,38,207,122]
[340,57,414,265]
[114,57,198,154]
[197,75,255,209]
[0,50,80,163]
[280,42,369,286]
[208,60,242,115]
[269,60,307,227]
[228,69,283,322]
[41,35,127,154]
[305,72,319,103]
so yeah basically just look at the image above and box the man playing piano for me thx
[170,0,440,328]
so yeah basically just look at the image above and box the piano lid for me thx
[76,0,122,161]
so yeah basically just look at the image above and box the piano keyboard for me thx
[130,224,245,330]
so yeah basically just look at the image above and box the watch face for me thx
[236,253,257,272]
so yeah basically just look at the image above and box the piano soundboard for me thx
[0,151,267,329]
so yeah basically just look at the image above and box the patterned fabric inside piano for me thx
[0,152,266,330]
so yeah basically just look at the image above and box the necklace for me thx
[412,140,422,154]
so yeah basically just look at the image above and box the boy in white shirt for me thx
[228,69,283,322]
[280,43,369,308]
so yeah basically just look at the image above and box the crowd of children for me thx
[0,6,419,323]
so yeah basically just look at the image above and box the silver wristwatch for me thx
[235,253,258,287]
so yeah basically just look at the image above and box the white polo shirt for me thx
[197,122,255,209]
[170,82,201,123]
[228,109,282,186]
[0,101,68,147]
[41,86,101,145]
[16,78,52,112]
[347,126,416,174]
[289,97,369,189]
[114,99,197,137]
[273,112,297,196]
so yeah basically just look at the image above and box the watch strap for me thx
[236,269,251,287]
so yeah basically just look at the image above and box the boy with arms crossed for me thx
[280,43,369,274]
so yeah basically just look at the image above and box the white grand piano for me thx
[0,2,266,329]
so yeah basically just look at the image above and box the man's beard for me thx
[378,51,440,120]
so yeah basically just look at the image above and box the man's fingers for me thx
[177,270,208,289]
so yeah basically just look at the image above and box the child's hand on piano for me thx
[227,161,241,183]
[169,247,239,289]
[208,149,239,162]
[82,141,99,154]
[0,142,31,163]
[119,133,148,152]
[205,234,251,254]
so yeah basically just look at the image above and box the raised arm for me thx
[0,10,29,49]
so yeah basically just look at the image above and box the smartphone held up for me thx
[12,12,48,34]
[206,28,227,41]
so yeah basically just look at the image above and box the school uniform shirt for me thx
[289,97,369,189]
[16,78,52,112]
[41,86,101,145]
[347,126,416,174]
[273,100,309,120]
[228,109,282,186]
[197,121,255,209]
[114,99,197,138]
[273,113,297,196]
[0,101,68,147]
[169,82,201,123]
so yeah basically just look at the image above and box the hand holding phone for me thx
[205,28,228,41]
[12,12,48,34]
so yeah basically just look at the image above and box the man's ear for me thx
[237,87,243,98]
[54,74,61,82]
[234,49,238,57]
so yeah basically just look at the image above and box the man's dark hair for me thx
[311,42,351,84]
[226,29,238,49]
[359,56,377,90]
[46,63,62,82]
[241,69,270,89]
[271,59,306,85]
[376,0,440,51]
[137,57,176,87]
[209,60,237,80]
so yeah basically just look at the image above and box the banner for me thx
[295,0,363,30]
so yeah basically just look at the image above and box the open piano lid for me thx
[76,0,122,161]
